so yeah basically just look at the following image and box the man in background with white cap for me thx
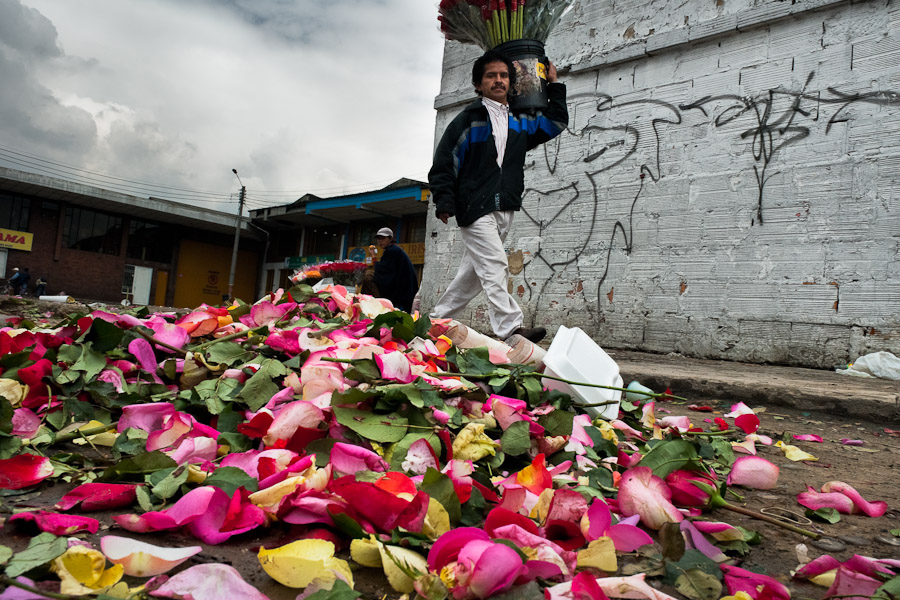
[370,227,419,312]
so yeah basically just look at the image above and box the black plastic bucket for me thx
[495,39,549,113]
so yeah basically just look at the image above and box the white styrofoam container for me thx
[541,325,622,420]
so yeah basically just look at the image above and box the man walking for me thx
[428,49,568,343]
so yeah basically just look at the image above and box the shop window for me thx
[0,194,30,231]
[127,218,173,263]
[403,215,427,243]
[62,206,122,255]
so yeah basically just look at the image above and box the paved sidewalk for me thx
[606,349,900,425]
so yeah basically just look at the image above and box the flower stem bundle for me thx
[438,0,574,50]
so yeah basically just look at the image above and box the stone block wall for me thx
[420,0,900,368]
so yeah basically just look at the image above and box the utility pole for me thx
[227,168,245,303]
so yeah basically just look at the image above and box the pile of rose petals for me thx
[0,285,895,600]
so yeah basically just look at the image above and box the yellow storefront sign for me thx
[0,228,33,252]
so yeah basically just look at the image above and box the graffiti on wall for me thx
[516,71,900,312]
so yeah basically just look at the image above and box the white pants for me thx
[432,211,523,339]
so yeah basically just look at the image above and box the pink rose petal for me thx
[101,535,202,577]
[8,511,99,535]
[721,564,790,600]
[792,434,824,443]
[726,456,779,490]
[330,442,389,476]
[374,350,416,383]
[820,481,887,517]
[0,454,54,490]
[617,466,683,530]
[56,483,138,511]
[149,564,268,600]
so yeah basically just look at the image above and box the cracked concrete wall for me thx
[420,0,900,369]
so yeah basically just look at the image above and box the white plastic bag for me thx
[835,351,900,380]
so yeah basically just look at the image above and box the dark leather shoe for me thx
[512,326,546,343]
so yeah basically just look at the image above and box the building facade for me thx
[250,179,429,290]
[420,0,900,368]
[0,167,261,307]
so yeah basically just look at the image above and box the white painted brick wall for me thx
[423,0,900,368]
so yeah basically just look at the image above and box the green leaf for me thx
[217,431,253,453]
[872,576,900,600]
[587,466,614,491]
[420,468,461,524]
[205,342,251,366]
[136,485,155,511]
[5,532,68,577]
[149,467,190,500]
[205,466,260,496]
[0,396,13,435]
[333,407,408,443]
[101,451,177,481]
[538,409,574,437]
[192,378,240,415]
[585,427,618,458]
[112,428,148,457]
[85,317,126,353]
[806,507,841,523]
[522,376,543,405]
[891,529,900,537]
[367,311,416,342]
[331,386,375,406]
[414,314,432,339]
[500,421,532,456]
[70,342,108,380]
[303,578,362,600]
[454,347,497,376]
[674,569,723,600]
[659,521,685,561]
[0,543,13,564]
[710,438,735,467]
[664,549,723,583]
[306,438,339,467]
[637,439,700,478]
[240,358,288,411]
[0,435,22,459]
[329,511,367,540]
[377,382,424,409]
[344,359,381,383]
[488,375,510,390]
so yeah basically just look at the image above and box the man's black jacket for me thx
[373,243,419,312]
[428,82,568,227]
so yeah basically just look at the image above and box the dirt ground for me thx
[1,296,899,599]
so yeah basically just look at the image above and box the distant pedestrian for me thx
[34,276,47,297]
[17,268,31,295]
[369,227,419,312]
[5,267,21,294]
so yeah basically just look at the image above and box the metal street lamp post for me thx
[227,168,245,302]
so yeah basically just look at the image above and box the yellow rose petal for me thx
[810,570,837,588]
[248,475,304,509]
[452,423,498,462]
[349,537,383,568]
[775,441,818,462]
[576,537,617,573]
[258,539,353,589]
[53,546,124,595]
[71,420,119,447]
[0,378,26,406]
[423,497,451,540]
[379,544,427,594]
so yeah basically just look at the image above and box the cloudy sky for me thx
[0,0,446,212]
